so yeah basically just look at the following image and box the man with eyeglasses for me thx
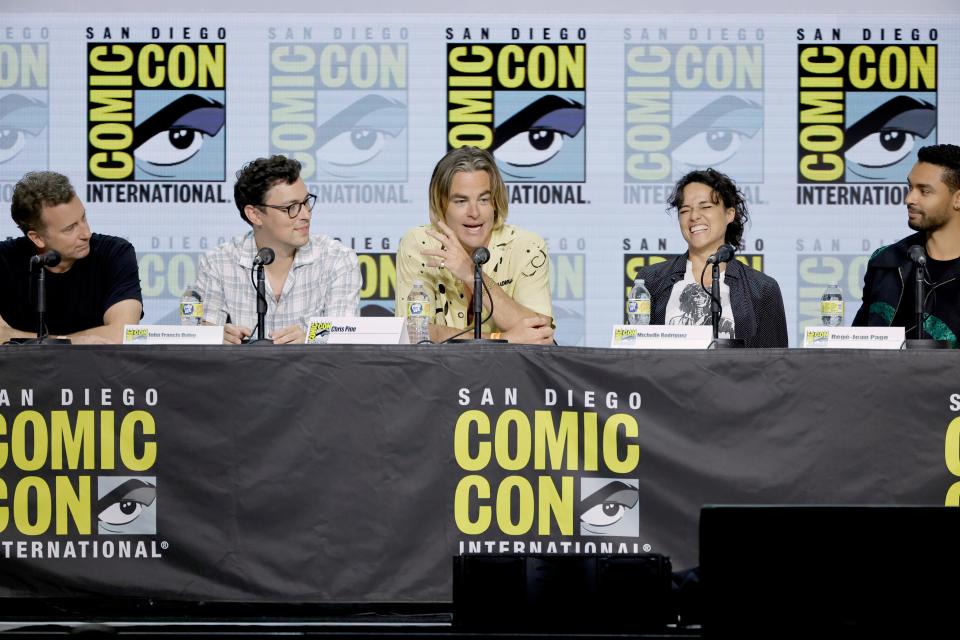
[195,155,361,344]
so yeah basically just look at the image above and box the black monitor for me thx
[700,505,960,637]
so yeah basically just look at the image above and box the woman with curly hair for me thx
[637,168,787,348]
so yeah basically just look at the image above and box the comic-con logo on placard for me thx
[796,27,938,205]
[0,36,49,202]
[624,27,765,206]
[446,27,587,205]
[85,30,227,204]
[269,33,409,205]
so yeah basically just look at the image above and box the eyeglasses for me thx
[257,194,317,218]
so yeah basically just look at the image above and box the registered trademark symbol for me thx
[161,541,169,550]
[642,543,651,552]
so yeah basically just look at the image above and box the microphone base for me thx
[242,337,274,346]
[448,338,509,344]
[905,339,951,350]
[6,336,72,345]
[708,338,745,349]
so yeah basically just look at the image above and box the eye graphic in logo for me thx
[579,478,639,536]
[315,94,407,181]
[844,94,936,182]
[0,93,48,171]
[492,92,585,181]
[671,94,762,182]
[307,322,332,344]
[133,92,225,180]
[97,477,157,534]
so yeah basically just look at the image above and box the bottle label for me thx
[638,299,651,315]
[408,301,431,318]
[626,299,638,314]
[180,302,203,319]
[820,300,843,316]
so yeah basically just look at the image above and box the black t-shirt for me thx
[0,234,142,335]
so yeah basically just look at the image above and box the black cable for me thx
[699,261,723,315]
[248,264,265,340]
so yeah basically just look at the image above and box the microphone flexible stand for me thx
[450,252,506,344]
[906,258,949,349]
[245,262,273,345]
[700,260,743,349]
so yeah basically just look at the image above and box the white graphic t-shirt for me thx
[663,261,736,339]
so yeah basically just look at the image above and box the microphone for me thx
[30,250,61,268]
[909,245,927,266]
[472,247,491,266]
[706,244,736,265]
[253,247,275,266]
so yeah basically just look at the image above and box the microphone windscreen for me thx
[255,247,276,266]
[472,247,491,265]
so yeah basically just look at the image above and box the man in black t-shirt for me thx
[854,144,960,346]
[0,172,142,344]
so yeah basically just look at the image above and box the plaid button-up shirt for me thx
[195,232,361,333]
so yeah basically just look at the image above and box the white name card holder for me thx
[802,326,905,349]
[305,317,409,345]
[610,325,713,349]
[123,324,224,345]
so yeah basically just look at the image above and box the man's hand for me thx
[223,323,252,345]
[503,315,554,345]
[270,324,306,345]
[420,220,474,283]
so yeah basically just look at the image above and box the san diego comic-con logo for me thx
[624,28,764,205]
[446,29,587,205]
[796,27,938,205]
[85,33,227,204]
[453,401,650,554]
[0,402,164,559]
[549,251,585,346]
[269,38,409,204]
[0,37,49,200]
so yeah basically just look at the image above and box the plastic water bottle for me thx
[179,288,203,326]
[626,278,651,325]
[406,280,432,344]
[820,283,844,326]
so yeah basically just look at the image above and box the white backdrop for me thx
[1,5,958,345]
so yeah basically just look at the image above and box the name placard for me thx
[305,317,409,345]
[610,325,713,349]
[123,325,224,345]
[802,326,905,349]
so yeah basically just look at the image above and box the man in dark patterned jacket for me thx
[854,144,960,347]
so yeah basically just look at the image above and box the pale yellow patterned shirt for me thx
[395,224,552,333]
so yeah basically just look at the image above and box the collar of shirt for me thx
[235,232,319,271]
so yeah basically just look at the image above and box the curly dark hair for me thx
[11,171,76,235]
[667,168,749,249]
[917,144,960,192]
[233,155,302,225]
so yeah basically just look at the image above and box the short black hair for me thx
[917,144,960,192]
[667,168,749,248]
[233,155,302,225]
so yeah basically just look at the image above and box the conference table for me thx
[0,344,955,609]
